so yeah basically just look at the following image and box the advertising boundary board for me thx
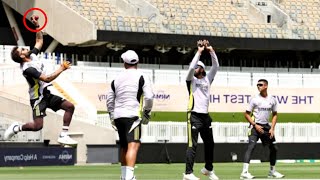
[0,147,75,166]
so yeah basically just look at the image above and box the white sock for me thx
[270,166,275,172]
[125,166,134,180]
[121,166,126,179]
[243,163,249,173]
[13,125,22,133]
[60,131,68,137]
[62,126,69,132]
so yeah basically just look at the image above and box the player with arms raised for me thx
[5,15,77,146]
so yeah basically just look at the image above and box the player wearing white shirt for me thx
[240,79,284,179]
[107,50,153,180]
[4,15,77,146]
[183,40,219,180]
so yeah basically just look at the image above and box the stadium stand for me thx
[59,0,159,32]
[51,0,320,39]
[278,0,320,39]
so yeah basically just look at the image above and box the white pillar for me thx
[45,39,59,53]
[2,2,25,46]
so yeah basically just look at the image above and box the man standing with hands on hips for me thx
[240,79,284,179]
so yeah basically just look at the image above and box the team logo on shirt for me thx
[195,83,208,91]
[258,107,272,111]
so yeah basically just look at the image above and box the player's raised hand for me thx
[30,15,39,27]
[204,40,214,52]
[197,40,205,53]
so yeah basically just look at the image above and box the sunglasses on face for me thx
[257,84,264,87]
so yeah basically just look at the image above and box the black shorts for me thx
[249,123,276,146]
[190,112,212,129]
[30,89,64,119]
[114,117,141,148]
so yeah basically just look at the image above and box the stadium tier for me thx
[55,0,320,39]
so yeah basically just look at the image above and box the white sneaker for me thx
[4,122,19,140]
[240,171,255,179]
[183,173,200,180]
[57,135,78,146]
[268,171,284,178]
[201,167,219,180]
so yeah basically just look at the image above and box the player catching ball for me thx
[6,15,78,146]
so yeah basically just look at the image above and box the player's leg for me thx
[261,127,284,179]
[199,114,218,180]
[21,116,44,131]
[125,142,140,180]
[60,100,75,126]
[114,118,129,180]
[184,112,200,180]
[4,98,46,140]
[119,117,141,180]
[240,128,258,179]
[47,93,77,145]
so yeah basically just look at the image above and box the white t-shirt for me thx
[21,53,50,100]
[186,51,219,114]
[106,69,154,119]
[246,94,277,124]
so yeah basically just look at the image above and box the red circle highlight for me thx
[23,8,48,33]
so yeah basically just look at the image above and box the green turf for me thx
[0,163,319,179]
[98,111,320,122]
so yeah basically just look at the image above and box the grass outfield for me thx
[98,111,320,122]
[0,163,319,179]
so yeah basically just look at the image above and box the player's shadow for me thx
[253,176,273,179]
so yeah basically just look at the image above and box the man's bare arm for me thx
[31,15,43,50]
[34,31,43,50]
[38,61,70,83]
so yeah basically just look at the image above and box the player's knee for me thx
[67,102,75,112]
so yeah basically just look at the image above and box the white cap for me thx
[121,50,139,64]
[197,61,205,69]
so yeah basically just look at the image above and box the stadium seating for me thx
[59,0,157,32]
[57,0,319,39]
[279,0,320,39]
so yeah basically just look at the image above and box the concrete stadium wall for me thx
[2,0,96,45]
[0,90,117,164]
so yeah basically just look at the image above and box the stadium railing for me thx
[94,114,320,143]
[2,63,320,88]
[141,122,320,143]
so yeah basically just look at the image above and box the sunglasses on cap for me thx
[257,83,264,87]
